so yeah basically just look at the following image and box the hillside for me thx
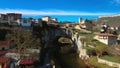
[97,16,120,27]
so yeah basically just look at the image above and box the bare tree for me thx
[5,27,41,58]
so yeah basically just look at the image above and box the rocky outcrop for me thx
[71,32,89,60]
[97,16,120,27]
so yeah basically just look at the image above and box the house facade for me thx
[0,14,8,24]
[42,16,57,23]
[94,33,117,45]
[20,18,32,27]
[0,13,22,25]
[0,41,10,50]
[0,57,11,68]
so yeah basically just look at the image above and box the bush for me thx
[106,45,120,56]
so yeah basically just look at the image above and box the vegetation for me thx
[80,32,109,57]
[97,16,120,27]
[91,39,106,46]
[101,55,120,63]
[79,33,94,45]
[79,32,106,47]
[105,45,120,56]
[89,56,114,68]
[83,47,96,56]
[5,27,41,58]
[95,45,107,57]
[0,28,11,40]
[55,53,86,68]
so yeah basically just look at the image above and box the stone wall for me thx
[98,58,120,68]
[71,33,89,60]
[79,48,89,60]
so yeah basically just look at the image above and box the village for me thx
[0,13,120,68]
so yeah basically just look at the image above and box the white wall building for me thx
[42,16,57,23]
[94,33,117,45]
[20,18,32,27]
[51,18,57,22]
[78,18,85,24]
[78,17,94,30]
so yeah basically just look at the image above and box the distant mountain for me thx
[97,15,120,27]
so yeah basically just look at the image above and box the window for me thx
[2,47,5,50]
[99,36,103,39]
[103,36,107,39]
[23,20,27,23]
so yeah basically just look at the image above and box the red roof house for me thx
[19,58,34,68]
[0,57,11,68]
[20,58,34,65]
[0,41,10,50]
[0,50,10,56]
[94,33,117,45]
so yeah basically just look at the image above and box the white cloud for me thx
[115,0,120,3]
[0,8,115,16]
[110,0,120,5]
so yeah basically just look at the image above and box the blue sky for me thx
[0,0,120,22]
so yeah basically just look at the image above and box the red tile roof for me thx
[20,58,34,65]
[74,23,79,25]
[0,41,10,46]
[0,50,10,55]
[0,57,10,64]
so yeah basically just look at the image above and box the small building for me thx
[7,13,22,26]
[19,58,34,68]
[42,16,58,23]
[78,18,94,30]
[20,18,32,27]
[110,26,120,33]
[51,18,57,22]
[0,14,8,25]
[0,13,22,26]
[7,13,22,20]
[0,50,10,56]
[32,19,43,27]
[0,57,11,68]
[0,41,10,50]
[42,16,50,22]
[94,33,117,45]
[0,14,8,21]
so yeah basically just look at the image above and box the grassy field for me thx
[91,39,106,46]
[79,33,95,45]
[79,32,106,46]
[89,56,114,68]
[101,55,120,63]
